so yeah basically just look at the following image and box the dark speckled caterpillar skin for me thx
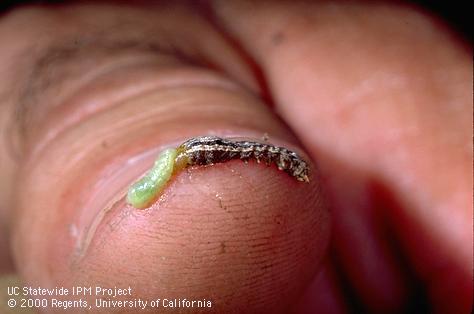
[175,136,310,182]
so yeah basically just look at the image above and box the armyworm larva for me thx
[127,136,309,209]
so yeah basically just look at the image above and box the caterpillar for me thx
[127,136,310,209]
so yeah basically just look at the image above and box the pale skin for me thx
[0,1,471,313]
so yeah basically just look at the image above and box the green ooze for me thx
[127,148,178,209]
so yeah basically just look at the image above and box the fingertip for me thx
[75,159,330,312]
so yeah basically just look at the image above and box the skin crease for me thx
[0,1,471,314]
